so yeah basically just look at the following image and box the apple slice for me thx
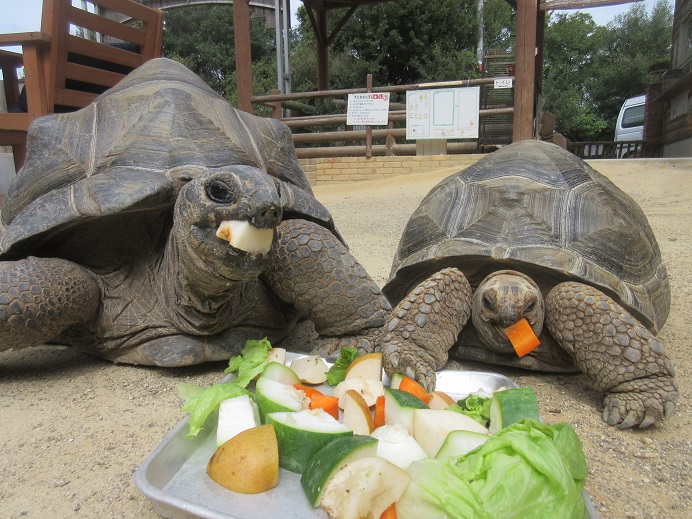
[290,355,329,384]
[413,409,489,458]
[344,352,383,381]
[428,390,457,410]
[342,389,376,435]
[333,377,384,409]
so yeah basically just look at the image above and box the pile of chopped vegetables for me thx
[180,340,589,519]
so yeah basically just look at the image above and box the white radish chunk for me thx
[216,395,261,447]
[370,424,428,469]
[413,409,489,458]
[216,220,274,254]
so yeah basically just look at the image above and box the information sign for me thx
[406,87,480,140]
[346,93,391,126]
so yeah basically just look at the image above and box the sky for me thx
[0,0,673,54]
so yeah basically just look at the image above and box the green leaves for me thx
[325,347,359,386]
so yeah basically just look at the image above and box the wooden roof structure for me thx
[232,0,643,143]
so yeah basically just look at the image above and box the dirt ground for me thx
[1,157,690,518]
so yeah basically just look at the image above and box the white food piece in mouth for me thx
[216,220,274,254]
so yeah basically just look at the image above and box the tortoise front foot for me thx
[0,257,100,351]
[311,329,381,360]
[376,268,472,392]
[546,281,677,429]
[604,376,678,429]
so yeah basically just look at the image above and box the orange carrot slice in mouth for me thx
[505,318,541,357]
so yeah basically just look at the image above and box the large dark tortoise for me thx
[379,140,676,429]
[0,58,390,366]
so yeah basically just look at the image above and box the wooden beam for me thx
[234,0,254,113]
[316,8,329,90]
[513,0,538,142]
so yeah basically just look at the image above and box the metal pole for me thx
[275,0,284,94]
[282,0,291,94]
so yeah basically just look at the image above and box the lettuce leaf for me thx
[224,337,272,387]
[182,382,251,437]
[397,419,587,519]
[325,347,359,386]
[450,394,492,425]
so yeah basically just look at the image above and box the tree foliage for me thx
[159,1,673,142]
[162,5,277,107]
[542,0,673,140]
[291,0,480,91]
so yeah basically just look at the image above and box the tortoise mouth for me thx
[215,219,274,255]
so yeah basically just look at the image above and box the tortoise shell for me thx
[0,58,336,267]
[383,140,670,333]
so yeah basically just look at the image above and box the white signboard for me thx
[406,87,480,140]
[347,93,391,126]
[494,77,513,89]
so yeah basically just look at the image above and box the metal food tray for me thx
[136,353,599,519]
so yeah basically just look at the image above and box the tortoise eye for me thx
[206,180,234,203]
[526,300,536,313]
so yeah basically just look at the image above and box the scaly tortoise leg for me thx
[0,257,100,351]
[262,219,391,357]
[545,281,677,429]
[377,268,472,391]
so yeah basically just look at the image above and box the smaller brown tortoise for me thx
[379,140,677,429]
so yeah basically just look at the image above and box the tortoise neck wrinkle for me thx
[162,236,241,328]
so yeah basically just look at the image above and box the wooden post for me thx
[512,0,537,142]
[386,121,395,156]
[271,88,282,118]
[316,10,329,90]
[234,0,253,114]
[365,74,373,158]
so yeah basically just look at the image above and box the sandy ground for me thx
[1,157,690,518]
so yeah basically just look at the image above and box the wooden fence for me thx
[569,140,664,160]
[250,77,513,159]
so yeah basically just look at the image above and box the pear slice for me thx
[216,220,274,254]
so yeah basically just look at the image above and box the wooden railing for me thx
[251,77,514,159]
[569,140,664,159]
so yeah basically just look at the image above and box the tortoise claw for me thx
[602,376,678,429]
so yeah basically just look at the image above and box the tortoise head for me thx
[173,165,282,282]
[471,270,544,353]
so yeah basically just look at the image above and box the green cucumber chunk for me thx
[384,388,429,435]
[389,372,404,390]
[300,435,378,507]
[435,429,489,459]
[260,361,300,385]
[255,376,307,423]
[489,387,540,433]
[267,409,353,473]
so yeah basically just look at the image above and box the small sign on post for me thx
[347,93,391,126]
[494,77,514,89]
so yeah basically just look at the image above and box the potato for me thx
[206,424,279,494]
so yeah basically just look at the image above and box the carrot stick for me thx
[374,395,385,428]
[399,376,432,404]
[309,394,340,420]
[293,383,324,400]
[505,318,541,357]
[380,502,398,519]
